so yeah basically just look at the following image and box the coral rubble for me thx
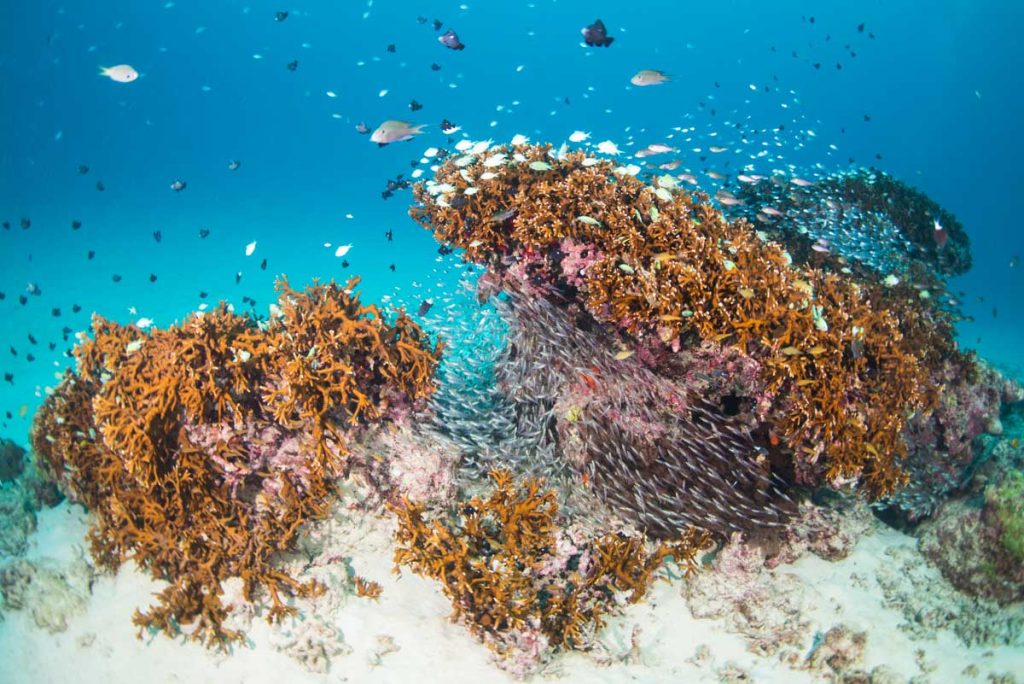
[410,143,963,534]
[30,277,441,646]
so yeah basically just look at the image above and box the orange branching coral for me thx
[391,469,710,667]
[30,277,441,647]
[411,144,943,497]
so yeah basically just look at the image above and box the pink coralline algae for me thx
[889,356,1023,521]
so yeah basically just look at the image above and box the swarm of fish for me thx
[721,167,972,287]
[427,283,793,535]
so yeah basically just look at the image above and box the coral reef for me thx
[391,468,711,676]
[0,437,26,482]
[918,478,1024,606]
[0,486,37,558]
[885,357,1023,522]
[29,277,441,646]
[411,143,956,527]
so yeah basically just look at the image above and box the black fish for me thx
[286,59,298,71]
[260,258,267,271]
[199,291,208,299]
[0,291,4,300]
[72,304,81,313]
[409,99,423,111]
[20,217,30,230]
[51,308,61,317]
[96,180,105,191]
[199,227,210,239]
[71,219,82,230]
[386,44,396,53]
[341,260,350,268]
[3,373,12,385]
[235,272,242,284]
[112,274,122,283]
[2,221,9,230]
[440,118,458,134]
[78,164,90,174]
[275,11,288,22]
[153,230,162,242]
[581,19,614,47]
[384,228,393,241]
[439,29,464,50]
[417,299,433,316]
[149,274,158,283]
[28,334,36,345]
[430,63,441,71]
[432,19,442,31]
[389,263,396,272]
[87,250,95,260]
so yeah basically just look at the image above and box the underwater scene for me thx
[1,1,1023,682]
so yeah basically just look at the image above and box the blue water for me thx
[2,0,1023,443]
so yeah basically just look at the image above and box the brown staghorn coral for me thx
[30,277,441,647]
[390,468,710,674]
[411,144,943,501]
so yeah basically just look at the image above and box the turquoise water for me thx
[2,0,1023,443]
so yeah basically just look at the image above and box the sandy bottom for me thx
[2,498,1022,684]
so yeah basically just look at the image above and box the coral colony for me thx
[11,141,1023,674]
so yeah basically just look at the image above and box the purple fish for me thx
[417,299,433,316]
[582,19,614,47]
[439,29,464,51]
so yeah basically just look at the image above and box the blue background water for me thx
[2,0,1022,443]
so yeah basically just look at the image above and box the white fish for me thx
[370,120,425,144]
[510,134,529,146]
[245,240,257,256]
[569,130,590,143]
[335,244,353,258]
[136,317,154,329]
[790,177,813,187]
[596,140,621,155]
[630,69,669,86]
[99,65,138,83]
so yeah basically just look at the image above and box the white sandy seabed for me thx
[1,495,1022,684]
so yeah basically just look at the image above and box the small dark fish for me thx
[1010,256,1020,269]
[28,334,37,345]
[149,273,158,283]
[260,258,267,271]
[430,63,441,71]
[228,160,241,171]
[0,291,4,300]
[417,16,428,24]
[87,250,95,260]
[112,274,122,283]
[857,23,865,33]
[48,342,56,351]
[275,11,288,22]
[384,228,393,241]
[2,221,8,230]
[581,19,614,48]
[8,347,15,356]
[437,244,453,255]
[170,179,187,192]
[153,230,162,243]
[355,122,371,135]
[26,354,35,363]
[235,272,242,284]
[96,180,105,191]
[813,63,821,70]
[78,164,90,174]
[409,99,423,111]
[432,19,442,31]
[863,114,871,122]
[71,219,82,230]
[51,308,61,317]
[341,259,350,268]
[417,299,433,316]
[440,118,459,135]
[3,373,12,385]
[439,29,464,50]
[20,217,30,230]
[72,304,81,313]
[199,291,208,299]
[286,59,298,71]
[389,263,396,272]
[386,43,396,53]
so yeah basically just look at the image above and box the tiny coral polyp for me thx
[411,143,942,499]
[30,276,441,647]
